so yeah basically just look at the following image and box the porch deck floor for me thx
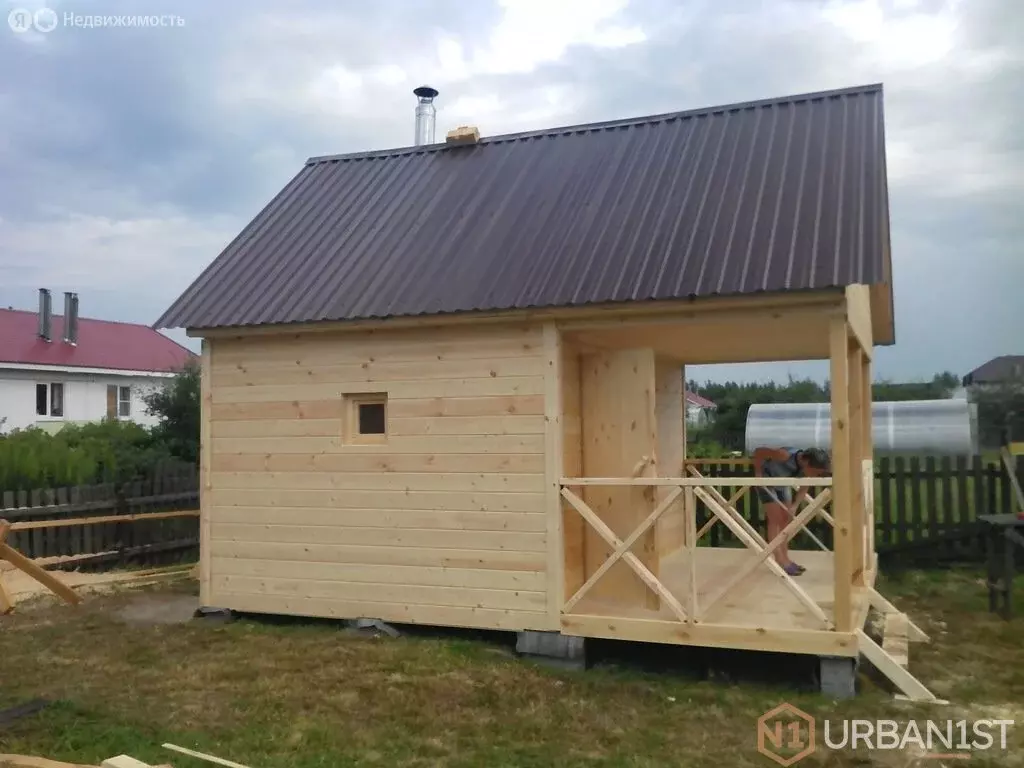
[572,547,872,632]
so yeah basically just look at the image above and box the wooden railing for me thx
[560,472,836,628]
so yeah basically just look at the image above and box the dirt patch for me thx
[116,593,198,625]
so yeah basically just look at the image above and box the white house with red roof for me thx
[684,389,717,428]
[0,289,195,434]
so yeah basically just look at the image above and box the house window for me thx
[36,382,64,417]
[344,393,387,444]
[118,386,131,417]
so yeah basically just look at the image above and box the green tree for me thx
[143,361,201,464]
[972,375,1024,447]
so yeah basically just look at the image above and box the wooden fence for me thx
[0,455,1016,572]
[0,462,199,571]
[697,455,1021,566]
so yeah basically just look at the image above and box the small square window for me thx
[344,393,387,444]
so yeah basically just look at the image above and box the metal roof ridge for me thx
[304,82,884,167]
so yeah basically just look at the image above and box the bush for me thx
[0,420,175,491]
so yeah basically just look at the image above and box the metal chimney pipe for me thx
[38,288,52,341]
[63,291,79,345]
[413,85,439,146]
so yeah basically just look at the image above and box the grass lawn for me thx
[1,569,1022,767]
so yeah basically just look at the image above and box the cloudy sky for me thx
[1,0,1019,385]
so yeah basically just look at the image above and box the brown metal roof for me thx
[963,356,1024,385]
[155,83,890,331]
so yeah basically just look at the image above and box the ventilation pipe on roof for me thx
[413,85,438,146]
[63,291,79,345]
[38,288,52,341]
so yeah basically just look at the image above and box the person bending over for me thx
[750,446,831,576]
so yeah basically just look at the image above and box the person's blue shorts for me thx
[756,485,792,505]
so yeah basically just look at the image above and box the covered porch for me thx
[548,288,935,699]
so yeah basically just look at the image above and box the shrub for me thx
[0,420,174,491]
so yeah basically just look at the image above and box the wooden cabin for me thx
[157,83,935,700]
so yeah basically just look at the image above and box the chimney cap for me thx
[414,85,439,100]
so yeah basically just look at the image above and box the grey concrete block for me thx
[819,655,858,699]
[516,631,586,670]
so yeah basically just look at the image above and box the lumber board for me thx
[211,451,545,475]
[9,510,198,532]
[0,542,81,605]
[542,322,565,624]
[209,539,546,571]
[162,744,253,768]
[830,316,853,632]
[562,476,832,487]
[0,756,97,768]
[560,615,859,656]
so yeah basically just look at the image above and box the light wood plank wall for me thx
[579,348,659,609]
[655,358,685,557]
[561,345,585,601]
[206,323,552,632]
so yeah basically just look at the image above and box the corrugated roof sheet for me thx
[0,308,195,371]
[155,83,889,330]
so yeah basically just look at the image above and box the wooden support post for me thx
[543,323,565,625]
[685,486,698,617]
[848,341,866,586]
[830,317,853,632]
[862,351,875,571]
[200,338,212,607]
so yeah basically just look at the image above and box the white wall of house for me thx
[0,366,174,434]
[686,403,716,428]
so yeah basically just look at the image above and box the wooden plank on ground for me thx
[162,743,253,768]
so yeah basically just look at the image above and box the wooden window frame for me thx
[118,385,131,418]
[343,392,388,445]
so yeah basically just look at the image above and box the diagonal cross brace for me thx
[0,518,81,609]
[560,487,689,622]
[693,488,832,629]
[699,490,833,621]
[562,486,684,613]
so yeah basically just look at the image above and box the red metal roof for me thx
[0,308,195,372]
[155,83,890,331]
[685,390,717,409]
